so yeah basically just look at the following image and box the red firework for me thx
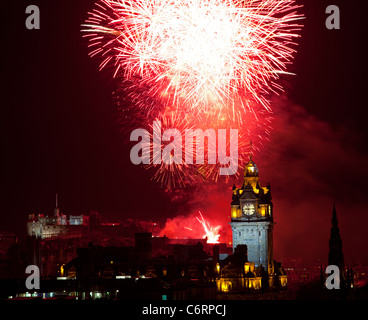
[125,106,272,189]
[82,0,304,118]
[82,0,303,189]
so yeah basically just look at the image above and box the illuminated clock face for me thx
[243,203,255,216]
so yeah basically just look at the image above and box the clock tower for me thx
[230,155,274,275]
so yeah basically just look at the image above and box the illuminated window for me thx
[244,263,250,273]
[228,282,232,291]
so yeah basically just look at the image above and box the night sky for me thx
[1,0,368,265]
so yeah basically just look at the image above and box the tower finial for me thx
[332,202,338,227]
[54,193,60,217]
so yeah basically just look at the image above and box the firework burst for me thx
[82,0,304,117]
[82,0,303,189]
[123,106,271,189]
[146,112,200,189]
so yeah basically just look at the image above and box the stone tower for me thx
[229,155,274,275]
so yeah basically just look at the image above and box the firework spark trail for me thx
[82,0,304,117]
[196,211,221,244]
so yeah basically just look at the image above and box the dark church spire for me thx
[328,204,344,271]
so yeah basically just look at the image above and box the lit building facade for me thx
[27,213,88,239]
[216,245,263,293]
[26,195,89,239]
